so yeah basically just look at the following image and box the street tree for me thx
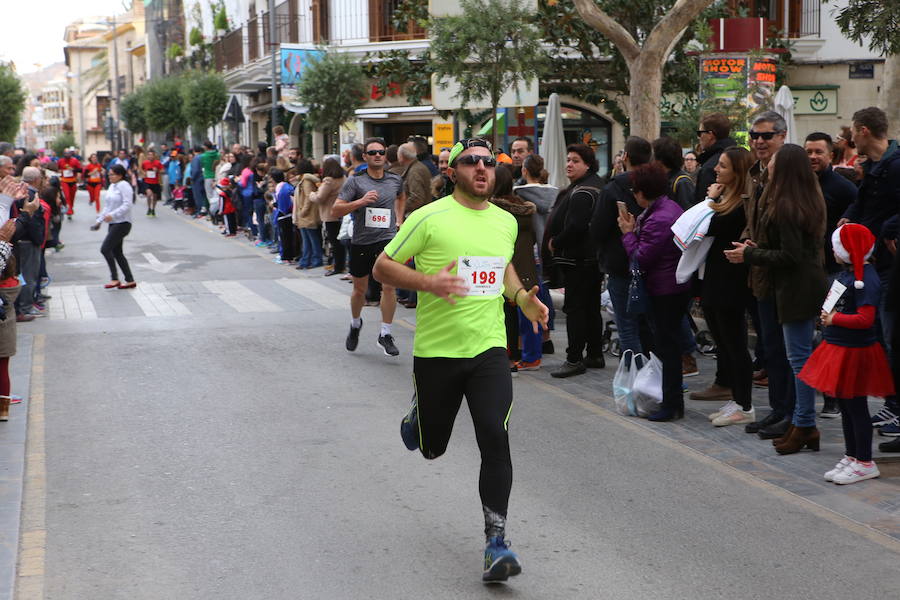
[572,0,717,140]
[51,132,76,158]
[0,63,26,142]
[430,0,546,150]
[825,0,900,137]
[181,71,227,142]
[144,76,187,135]
[296,52,368,153]
[119,86,149,139]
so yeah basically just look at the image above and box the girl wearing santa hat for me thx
[800,224,895,484]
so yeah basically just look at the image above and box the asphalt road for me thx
[15,190,900,599]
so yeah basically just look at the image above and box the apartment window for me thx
[369,0,426,42]
[96,97,110,129]
[312,0,329,43]
[728,0,820,38]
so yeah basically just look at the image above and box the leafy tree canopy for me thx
[143,76,187,133]
[296,52,368,136]
[0,63,27,142]
[51,132,76,158]
[825,0,900,55]
[119,86,149,135]
[180,70,227,133]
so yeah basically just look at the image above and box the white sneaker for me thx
[712,407,755,427]
[824,456,852,482]
[709,400,737,422]
[833,460,880,485]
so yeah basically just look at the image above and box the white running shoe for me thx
[709,400,737,422]
[712,407,755,427]
[833,460,880,485]
[824,456,852,482]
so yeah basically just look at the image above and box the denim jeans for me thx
[254,199,268,241]
[606,274,642,356]
[299,227,323,268]
[518,307,543,363]
[782,318,817,427]
[757,298,796,418]
[15,241,39,314]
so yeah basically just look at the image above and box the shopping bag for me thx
[613,350,645,416]
[632,352,663,417]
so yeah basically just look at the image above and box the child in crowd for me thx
[172,183,186,212]
[800,224,895,485]
[217,177,237,237]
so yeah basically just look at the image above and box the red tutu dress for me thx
[800,265,895,399]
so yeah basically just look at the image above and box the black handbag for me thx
[626,257,650,316]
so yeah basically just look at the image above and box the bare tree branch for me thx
[571,0,640,63]
[644,0,716,62]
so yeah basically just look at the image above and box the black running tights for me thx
[100,222,134,283]
[412,347,513,520]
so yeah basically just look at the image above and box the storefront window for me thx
[536,103,612,178]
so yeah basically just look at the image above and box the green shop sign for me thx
[792,88,838,115]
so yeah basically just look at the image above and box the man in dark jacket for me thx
[805,132,857,275]
[547,143,604,378]
[694,113,736,206]
[589,136,651,358]
[838,107,900,437]
[652,136,696,209]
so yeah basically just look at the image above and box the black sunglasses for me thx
[749,130,783,140]
[455,154,497,167]
[366,149,386,156]
[696,130,711,136]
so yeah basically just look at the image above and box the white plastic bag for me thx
[613,350,644,416]
[632,352,663,417]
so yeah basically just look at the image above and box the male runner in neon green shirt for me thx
[373,138,548,583]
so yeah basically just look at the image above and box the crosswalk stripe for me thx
[275,278,348,309]
[131,282,191,317]
[202,280,282,313]
[48,285,97,320]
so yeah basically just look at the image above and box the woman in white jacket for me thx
[93,164,136,289]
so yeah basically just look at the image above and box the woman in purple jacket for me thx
[618,162,690,421]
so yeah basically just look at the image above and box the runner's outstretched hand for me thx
[427,260,468,304]
[517,285,550,333]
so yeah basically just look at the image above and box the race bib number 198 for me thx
[457,256,505,296]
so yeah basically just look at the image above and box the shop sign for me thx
[433,123,454,151]
[792,89,838,115]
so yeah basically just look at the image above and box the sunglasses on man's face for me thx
[455,154,497,167]
[749,130,782,141]
[366,149,386,156]
[696,130,711,136]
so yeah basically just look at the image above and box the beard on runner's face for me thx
[454,164,494,199]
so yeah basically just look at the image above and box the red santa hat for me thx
[831,224,875,289]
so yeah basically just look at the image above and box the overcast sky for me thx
[3,0,130,73]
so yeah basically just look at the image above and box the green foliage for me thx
[181,70,227,133]
[119,86,149,135]
[296,52,368,138]
[214,8,229,31]
[0,63,26,142]
[51,132,76,158]
[430,0,546,147]
[824,0,900,55]
[189,27,204,46]
[364,49,433,107]
[166,43,184,60]
[143,76,187,133]
[391,0,430,33]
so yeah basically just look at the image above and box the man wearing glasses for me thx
[333,137,407,357]
[694,113,735,206]
[741,111,795,440]
[373,138,549,583]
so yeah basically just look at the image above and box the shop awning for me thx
[477,111,506,136]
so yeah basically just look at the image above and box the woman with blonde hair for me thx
[697,146,756,427]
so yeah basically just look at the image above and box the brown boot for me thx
[0,396,9,422]
[771,424,795,446]
[689,383,732,401]
[774,425,820,455]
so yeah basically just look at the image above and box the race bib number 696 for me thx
[457,256,505,296]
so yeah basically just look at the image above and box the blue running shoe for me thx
[878,419,900,437]
[482,536,522,582]
[400,394,419,451]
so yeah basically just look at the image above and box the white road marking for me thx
[141,252,180,274]
[131,282,191,317]
[48,285,97,321]
[275,278,348,309]
[202,280,281,313]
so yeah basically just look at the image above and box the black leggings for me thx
[704,303,754,410]
[560,264,604,363]
[648,292,689,411]
[839,398,872,462]
[412,347,513,523]
[100,222,133,282]
[324,221,346,273]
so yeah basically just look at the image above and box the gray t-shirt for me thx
[338,170,404,245]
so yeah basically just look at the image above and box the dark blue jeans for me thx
[606,274,643,356]
[757,298,796,418]
[253,199,268,242]
[299,227,323,268]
